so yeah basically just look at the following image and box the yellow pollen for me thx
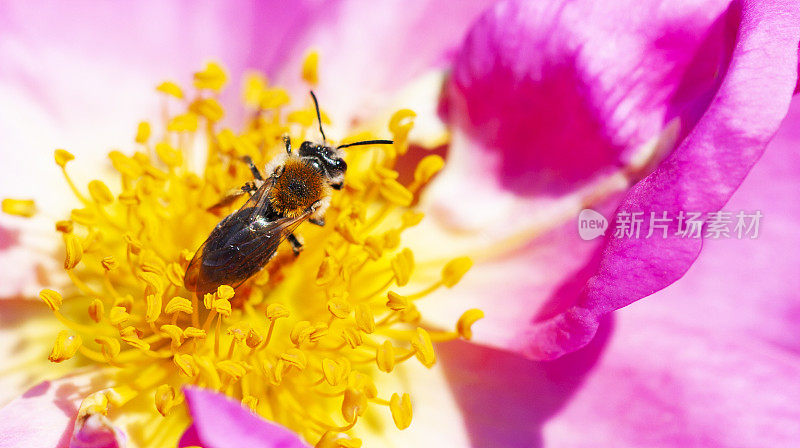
[26,58,482,447]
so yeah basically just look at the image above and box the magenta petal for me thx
[517,0,800,359]
[179,387,310,448]
[443,0,734,193]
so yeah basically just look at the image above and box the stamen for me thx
[21,58,483,447]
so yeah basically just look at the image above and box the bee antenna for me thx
[336,139,394,150]
[309,90,326,143]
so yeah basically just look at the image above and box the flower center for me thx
[15,54,483,447]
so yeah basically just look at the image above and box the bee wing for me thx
[184,176,311,295]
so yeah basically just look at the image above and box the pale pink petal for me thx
[178,387,310,448]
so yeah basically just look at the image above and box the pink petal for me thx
[524,0,800,359]
[178,387,310,448]
[423,0,800,359]
[440,0,732,194]
[0,371,112,448]
[439,69,800,448]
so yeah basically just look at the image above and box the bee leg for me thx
[241,181,259,197]
[287,233,303,255]
[309,217,325,227]
[242,155,264,181]
[283,134,292,154]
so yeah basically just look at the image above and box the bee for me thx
[184,91,393,295]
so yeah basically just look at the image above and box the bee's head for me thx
[298,141,347,189]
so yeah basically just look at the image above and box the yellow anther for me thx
[363,236,384,260]
[354,304,375,334]
[167,113,199,132]
[342,327,363,348]
[268,359,287,385]
[138,271,163,294]
[260,87,290,109]
[212,299,231,318]
[456,309,484,340]
[310,322,329,342]
[154,384,179,417]
[165,263,185,287]
[160,325,185,345]
[280,348,307,371]
[265,303,290,321]
[70,208,95,225]
[156,81,184,99]
[77,389,117,417]
[400,305,421,324]
[316,432,363,448]
[302,50,319,85]
[174,354,199,377]
[242,396,258,412]
[290,321,314,346]
[120,326,150,350]
[108,306,130,327]
[316,257,338,285]
[335,219,363,245]
[386,291,409,311]
[242,72,268,108]
[410,328,436,368]
[55,220,73,233]
[145,293,162,323]
[390,248,414,286]
[442,256,473,287]
[48,330,81,363]
[379,178,413,206]
[322,358,351,387]
[189,97,225,122]
[108,150,143,178]
[389,393,413,430]
[348,371,378,399]
[156,142,183,167]
[183,327,207,339]
[376,341,396,373]
[288,109,314,127]
[401,211,424,228]
[389,109,416,155]
[95,336,121,362]
[193,61,227,92]
[165,297,192,315]
[217,360,250,381]
[342,388,367,423]
[124,234,143,256]
[88,299,104,323]
[227,325,248,343]
[54,149,75,167]
[203,293,215,310]
[2,198,36,217]
[216,285,235,301]
[383,228,401,250]
[39,289,63,311]
[245,329,263,348]
[63,233,83,269]
[327,299,352,319]
[118,190,138,206]
[135,121,151,144]
[373,165,399,181]
[414,155,445,185]
[101,256,118,271]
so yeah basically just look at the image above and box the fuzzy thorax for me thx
[268,157,331,218]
